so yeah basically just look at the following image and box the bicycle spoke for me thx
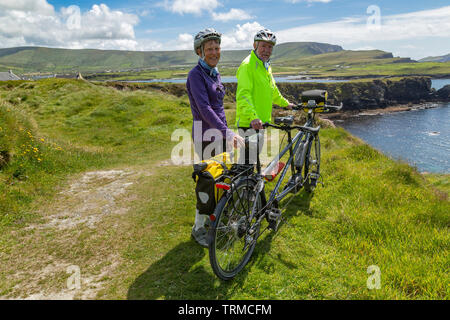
[210,178,262,278]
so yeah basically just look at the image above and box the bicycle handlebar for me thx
[263,122,320,133]
[292,102,343,112]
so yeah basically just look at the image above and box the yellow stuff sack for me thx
[192,152,231,215]
[301,89,328,112]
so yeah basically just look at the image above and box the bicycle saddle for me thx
[274,116,294,126]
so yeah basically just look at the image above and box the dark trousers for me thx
[194,139,227,162]
[238,127,264,165]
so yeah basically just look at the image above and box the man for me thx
[186,28,244,247]
[235,28,295,163]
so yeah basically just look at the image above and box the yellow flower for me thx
[37,158,42,162]
[40,138,45,142]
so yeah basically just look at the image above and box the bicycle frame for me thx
[262,110,317,204]
[208,96,342,280]
[236,109,320,239]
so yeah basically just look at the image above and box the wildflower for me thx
[40,138,45,142]
[37,158,42,162]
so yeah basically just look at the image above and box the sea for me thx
[338,79,450,173]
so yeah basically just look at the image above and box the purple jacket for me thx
[186,62,233,142]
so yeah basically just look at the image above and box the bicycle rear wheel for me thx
[304,135,321,193]
[209,178,262,280]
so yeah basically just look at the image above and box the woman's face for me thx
[201,40,221,68]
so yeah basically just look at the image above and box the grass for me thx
[0,79,448,300]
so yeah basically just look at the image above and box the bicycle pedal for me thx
[267,208,281,221]
[267,208,281,231]
[268,215,281,232]
[311,173,324,187]
[310,173,320,179]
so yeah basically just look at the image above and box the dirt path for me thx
[1,168,152,300]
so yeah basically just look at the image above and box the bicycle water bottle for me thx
[263,161,285,182]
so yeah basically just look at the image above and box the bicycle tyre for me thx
[208,177,262,280]
[304,135,321,193]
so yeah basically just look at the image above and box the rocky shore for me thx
[227,77,450,111]
[321,102,447,121]
[105,76,450,112]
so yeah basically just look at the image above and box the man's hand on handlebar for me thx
[250,119,264,130]
[286,103,295,110]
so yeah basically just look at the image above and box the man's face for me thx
[254,41,274,62]
[200,40,221,68]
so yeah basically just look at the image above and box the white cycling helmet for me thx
[194,28,222,55]
[254,28,277,45]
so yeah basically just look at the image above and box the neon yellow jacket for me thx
[235,50,289,128]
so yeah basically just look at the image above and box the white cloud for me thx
[0,1,141,50]
[0,0,55,15]
[175,33,194,50]
[221,21,264,49]
[163,0,220,15]
[212,8,254,21]
[276,5,450,59]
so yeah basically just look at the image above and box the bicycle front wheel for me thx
[209,178,262,280]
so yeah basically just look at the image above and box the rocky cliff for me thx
[106,76,449,111]
[224,76,446,111]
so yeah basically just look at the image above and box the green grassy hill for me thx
[0,42,343,74]
[3,44,448,80]
[0,79,448,299]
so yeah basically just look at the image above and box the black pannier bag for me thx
[192,153,230,215]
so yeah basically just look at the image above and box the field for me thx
[0,79,448,299]
[2,45,450,81]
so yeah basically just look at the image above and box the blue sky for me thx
[0,0,449,59]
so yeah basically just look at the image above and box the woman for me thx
[186,28,243,247]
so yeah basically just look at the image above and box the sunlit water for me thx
[338,103,450,173]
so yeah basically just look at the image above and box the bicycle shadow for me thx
[126,239,250,300]
[246,190,315,273]
[126,192,315,299]
[284,190,315,217]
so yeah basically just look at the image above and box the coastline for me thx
[321,101,448,121]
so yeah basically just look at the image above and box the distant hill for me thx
[287,49,414,66]
[419,54,450,63]
[0,42,343,74]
